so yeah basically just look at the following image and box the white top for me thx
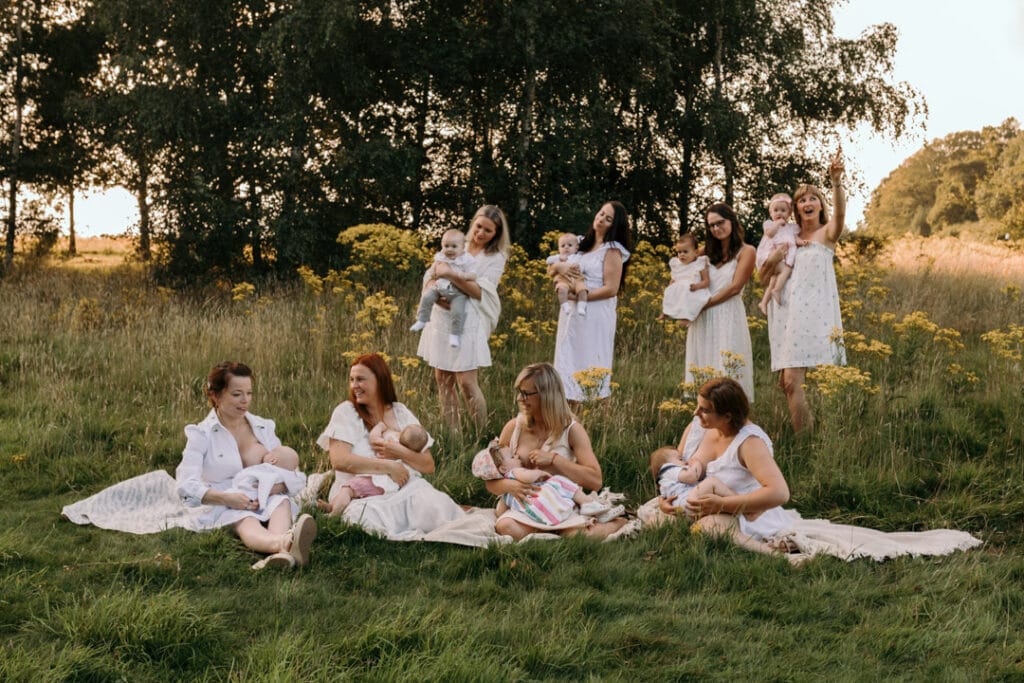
[176,409,282,506]
[546,252,582,267]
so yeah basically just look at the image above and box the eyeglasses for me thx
[516,388,539,399]
[708,218,728,230]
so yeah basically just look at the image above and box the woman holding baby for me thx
[484,362,628,540]
[653,377,797,560]
[175,361,316,570]
[416,204,511,429]
[315,353,464,538]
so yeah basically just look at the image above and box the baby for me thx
[659,233,710,327]
[545,233,588,316]
[227,448,304,511]
[410,229,477,347]
[316,424,429,517]
[472,441,621,525]
[755,193,807,314]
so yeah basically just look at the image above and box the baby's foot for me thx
[448,334,461,348]
[758,298,769,315]
[409,320,426,332]
[316,499,331,513]
[772,290,783,306]
[576,301,587,316]
[656,313,666,321]
[579,500,610,517]
[561,301,574,316]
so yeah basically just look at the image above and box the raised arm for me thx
[825,149,846,245]
[704,245,755,310]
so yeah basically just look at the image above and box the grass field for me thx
[1,229,1023,681]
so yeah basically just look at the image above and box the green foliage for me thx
[866,118,1023,238]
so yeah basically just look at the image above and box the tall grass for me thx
[1,231,1023,679]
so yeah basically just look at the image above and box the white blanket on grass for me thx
[636,497,982,561]
[62,470,209,534]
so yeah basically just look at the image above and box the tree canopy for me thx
[864,119,1023,239]
[2,0,922,281]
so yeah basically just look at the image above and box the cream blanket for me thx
[636,497,982,561]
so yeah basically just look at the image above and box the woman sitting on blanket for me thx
[315,353,464,538]
[176,361,317,570]
[485,362,628,540]
[653,377,801,562]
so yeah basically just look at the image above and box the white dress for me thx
[553,241,631,401]
[418,249,506,372]
[684,258,754,401]
[316,401,464,538]
[685,418,792,541]
[767,242,846,371]
[662,255,711,320]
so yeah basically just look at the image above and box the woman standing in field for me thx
[762,151,847,431]
[551,201,632,402]
[684,204,756,401]
[656,377,798,562]
[317,353,464,538]
[486,363,628,540]
[176,361,316,570]
[417,205,510,428]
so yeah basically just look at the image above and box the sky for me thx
[69,0,1024,237]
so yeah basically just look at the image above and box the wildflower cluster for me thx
[805,364,879,397]
[572,366,615,402]
[981,324,1024,362]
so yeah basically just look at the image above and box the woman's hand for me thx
[223,492,258,511]
[505,478,541,504]
[387,461,410,488]
[829,146,844,185]
[369,431,387,456]
[658,496,680,515]
[433,261,453,279]
[527,448,557,468]
[684,493,725,518]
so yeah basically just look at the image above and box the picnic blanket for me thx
[62,470,210,534]
[635,497,983,561]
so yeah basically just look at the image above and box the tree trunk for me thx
[136,155,151,261]
[249,181,263,271]
[4,0,25,275]
[410,80,429,233]
[67,186,77,256]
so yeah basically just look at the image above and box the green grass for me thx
[1,235,1023,680]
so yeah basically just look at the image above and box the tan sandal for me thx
[288,514,317,567]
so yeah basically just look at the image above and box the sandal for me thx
[251,552,296,570]
[289,513,317,567]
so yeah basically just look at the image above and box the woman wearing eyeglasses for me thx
[683,203,756,401]
[485,363,628,540]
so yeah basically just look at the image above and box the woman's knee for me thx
[435,369,456,390]
[779,370,803,397]
[455,371,480,395]
[495,517,528,539]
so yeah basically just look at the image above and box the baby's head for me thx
[471,439,516,480]
[488,442,522,474]
[767,193,792,222]
[674,233,700,264]
[648,446,684,479]
[441,229,467,260]
[399,424,428,453]
[262,447,299,472]
[557,233,580,258]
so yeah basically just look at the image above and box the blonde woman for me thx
[417,205,511,428]
[486,363,627,540]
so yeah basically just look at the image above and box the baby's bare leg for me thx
[691,513,782,557]
[574,280,589,303]
[771,264,794,304]
[316,485,354,517]
[554,279,572,305]
[759,275,777,314]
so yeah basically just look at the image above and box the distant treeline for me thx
[865,118,1024,239]
[2,0,919,280]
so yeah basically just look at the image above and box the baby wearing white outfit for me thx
[545,232,588,317]
[756,193,807,314]
[660,233,711,327]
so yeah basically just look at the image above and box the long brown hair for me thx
[703,202,745,267]
[349,353,397,430]
[579,200,632,292]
